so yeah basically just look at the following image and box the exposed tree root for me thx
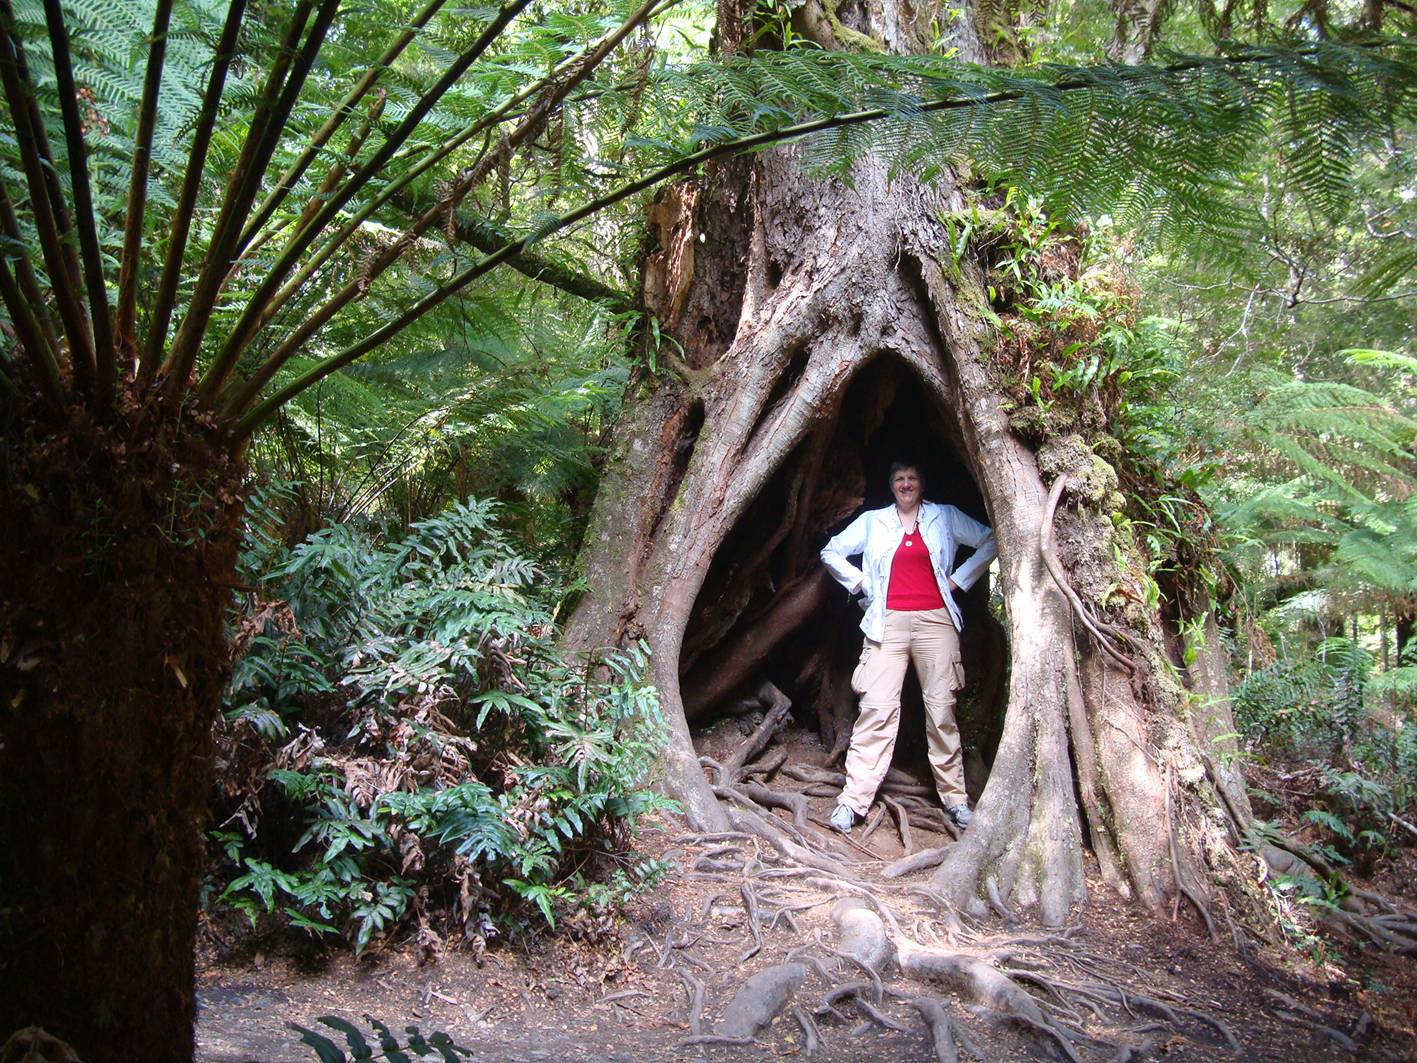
[712,782,810,830]
[674,831,753,845]
[742,746,788,780]
[674,1033,755,1048]
[726,684,792,776]
[659,712,1364,1060]
[898,994,965,1063]
[1165,765,1218,940]
[790,1005,821,1056]
[704,682,793,787]
[781,763,934,800]
[1255,829,1417,953]
[890,794,960,839]
[884,795,915,854]
[727,807,866,883]
[1040,475,1139,675]
[819,983,914,1033]
[715,962,807,1038]
[859,803,888,843]
[678,971,706,1035]
[1388,811,1417,842]
[652,799,1271,1062]
[899,945,1079,1051]
[883,846,949,879]
[740,882,765,961]
[985,876,1019,923]
[829,898,895,972]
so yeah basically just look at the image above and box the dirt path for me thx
[195,829,1415,1062]
[196,726,1417,1062]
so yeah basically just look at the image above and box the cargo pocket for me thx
[850,642,877,697]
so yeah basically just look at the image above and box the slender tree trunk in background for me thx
[1107,0,1170,62]
[1397,608,1415,662]
[566,0,1246,923]
[0,393,246,1061]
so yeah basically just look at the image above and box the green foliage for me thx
[655,37,1417,252]
[981,199,1180,446]
[1214,353,1416,651]
[1235,637,1369,755]
[213,491,674,953]
[1295,760,1400,866]
[7,0,1416,439]
[1130,86,1414,877]
[250,294,633,562]
[3,0,241,252]
[1237,636,1413,865]
[291,1015,471,1063]
[960,195,1220,600]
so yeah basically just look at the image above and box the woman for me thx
[820,462,996,833]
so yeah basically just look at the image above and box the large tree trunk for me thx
[0,393,245,1061]
[565,0,1243,925]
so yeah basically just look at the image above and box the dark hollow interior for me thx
[681,357,1009,800]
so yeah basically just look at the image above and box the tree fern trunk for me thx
[0,390,246,1061]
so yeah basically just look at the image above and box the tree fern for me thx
[638,39,1416,251]
[1216,350,1416,647]
[3,0,1413,450]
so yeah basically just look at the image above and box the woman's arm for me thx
[821,512,871,593]
[947,508,997,591]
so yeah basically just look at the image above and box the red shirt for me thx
[886,531,945,611]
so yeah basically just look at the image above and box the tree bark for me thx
[0,394,245,1061]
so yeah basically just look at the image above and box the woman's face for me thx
[891,467,922,509]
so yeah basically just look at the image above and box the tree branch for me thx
[235,39,1417,431]
[0,181,60,364]
[138,0,249,388]
[0,256,65,409]
[163,0,340,397]
[251,7,677,321]
[42,0,113,406]
[215,0,668,416]
[198,0,535,401]
[236,0,452,251]
[224,88,386,285]
[1040,475,1138,673]
[115,0,173,376]
[0,0,92,385]
[410,197,635,310]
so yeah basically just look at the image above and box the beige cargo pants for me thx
[839,606,966,816]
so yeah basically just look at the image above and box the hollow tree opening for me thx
[679,356,1008,800]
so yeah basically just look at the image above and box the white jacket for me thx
[821,501,997,642]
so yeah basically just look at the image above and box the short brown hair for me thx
[887,461,923,488]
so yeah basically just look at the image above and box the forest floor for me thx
[196,722,1417,1063]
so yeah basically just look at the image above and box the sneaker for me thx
[830,803,856,833]
[948,804,973,829]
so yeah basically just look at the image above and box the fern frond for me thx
[656,37,1417,246]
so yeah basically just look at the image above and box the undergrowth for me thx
[208,486,674,956]
[1237,637,1417,876]
[291,1016,470,1062]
